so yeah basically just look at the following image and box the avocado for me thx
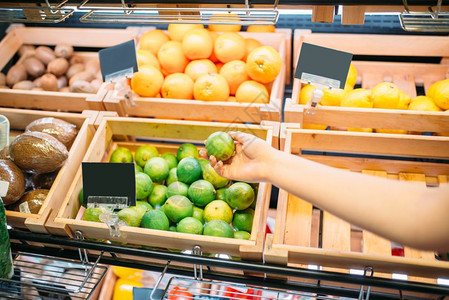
[0,159,25,205]
[25,117,78,149]
[9,189,49,214]
[9,131,69,174]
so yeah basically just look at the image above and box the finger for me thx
[228,131,253,145]
[199,149,209,160]
[213,160,224,176]
[209,155,218,167]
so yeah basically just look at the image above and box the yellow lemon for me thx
[371,82,401,109]
[348,127,373,133]
[345,64,357,89]
[112,266,143,280]
[321,88,347,106]
[427,79,449,110]
[298,84,315,104]
[113,278,144,300]
[409,95,442,111]
[397,90,411,109]
[303,124,328,130]
[376,129,408,134]
[341,88,373,108]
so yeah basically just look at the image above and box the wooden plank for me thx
[322,212,351,251]
[393,74,417,99]
[362,73,384,90]
[311,6,335,23]
[0,31,22,70]
[423,75,447,94]
[342,6,365,25]
[284,194,313,247]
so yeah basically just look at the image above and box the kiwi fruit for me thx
[26,117,78,149]
[35,46,55,65]
[6,64,27,87]
[40,73,58,91]
[57,76,68,89]
[23,57,45,78]
[47,58,69,77]
[9,131,69,174]
[13,80,35,90]
[55,43,73,59]
[9,189,49,214]
[0,159,26,205]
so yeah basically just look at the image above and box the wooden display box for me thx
[0,26,138,112]
[3,107,97,233]
[50,117,279,261]
[102,32,286,124]
[285,30,449,135]
[265,126,449,286]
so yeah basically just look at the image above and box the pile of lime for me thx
[82,132,257,240]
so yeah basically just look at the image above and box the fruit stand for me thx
[1,1,449,299]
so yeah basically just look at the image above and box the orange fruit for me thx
[214,32,246,63]
[131,65,163,97]
[247,25,276,32]
[136,50,160,69]
[246,46,282,84]
[244,38,262,61]
[157,41,189,74]
[168,24,204,41]
[182,28,213,60]
[216,62,224,72]
[235,80,269,103]
[208,14,241,32]
[193,73,230,101]
[219,60,249,95]
[185,59,217,81]
[208,31,220,63]
[161,73,194,99]
[139,29,169,55]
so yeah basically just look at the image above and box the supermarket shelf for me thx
[8,229,449,298]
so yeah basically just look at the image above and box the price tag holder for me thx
[82,162,136,210]
[294,42,353,115]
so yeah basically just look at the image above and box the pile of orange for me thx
[131,23,281,104]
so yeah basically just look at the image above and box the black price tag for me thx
[294,42,353,89]
[82,162,136,209]
[99,39,138,82]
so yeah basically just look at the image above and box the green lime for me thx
[177,157,202,184]
[79,188,85,207]
[136,200,153,212]
[201,163,229,188]
[215,187,227,200]
[164,195,193,223]
[82,207,103,222]
[205,131,235,162]
[136,172,153,199]
[166,168,179,186]
[162,153,178,169]
[204,200,233,223]
[169,225,177,232]
[192,206,204,224]
[135,164,143,173]
[234,231,251,240]
[159,204,166,213]
[144,157,169,183]
[188,180,215,207]
[166,181,189,198]
[149,185,167,208]
[141,210,170,230]
[176,217,203,235]
[110,147,133,163]
[135,145,159,168]
[117,206,145,227]
[225,182,255,210]
[177,143,199,161]
[203,219,234,238]
[232,208,254,233]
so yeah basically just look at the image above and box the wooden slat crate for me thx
[265,127,449,289]
[102,32,286,124]
[2,107,97,233]
[285,30,449,135]
[0,26,138,112]
[49,117,279,261]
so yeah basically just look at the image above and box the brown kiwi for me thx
[6,64,27,87]
[9,189,49,214]
[13,80,35,90]
[66,63,85,79]
[69,71,94,87]
[0,159,26,205]
[9,131,69,174]
[26,117,78,149]
[0,72,6,86]
[57,76,68,90]
[40,73,58,91]
[69,55,83,65]
[35,46,56,65]
[47,58,69,77]
[33,76,41,88]
[23,57,45,78]
[54,43,74,59]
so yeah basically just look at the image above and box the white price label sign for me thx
[0,180,9,198]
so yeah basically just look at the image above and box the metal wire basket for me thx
[0,0,74,23]
[399,0,449,32]
[0,252,107,300]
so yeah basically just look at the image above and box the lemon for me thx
[298,84,315,104]
[427,79,449,110]
[409,96,442,111]
[397,90,411,110]
[345,64,357,89]
[371,82,401,109]
[321,88,347,106]
[341,88,372,108]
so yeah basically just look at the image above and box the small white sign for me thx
[19,202,31,214]
[0,180,9,198]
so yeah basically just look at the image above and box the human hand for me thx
[200,131,275,183]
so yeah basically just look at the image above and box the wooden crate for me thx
[265,127,449,286]
[2,107,97,233]
[0,26,138,112]
[50,117,279,261]
[286,30,449,135]
[103,32,286,124]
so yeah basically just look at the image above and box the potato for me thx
[19,45,35,57]
[13,80,35,90]
[57,76,67,89]
[69,55,83,65]
[40,73,58,91]
[35,46,55,65]
[0,72,5,86]
[47,58,69,77]
[55,43,73,59]
[69,71,94,86]
[24,57,45,78]
[70,80,96,93]
[6,64,27,87]
[66,63,84,79]
[85,59,100,75]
